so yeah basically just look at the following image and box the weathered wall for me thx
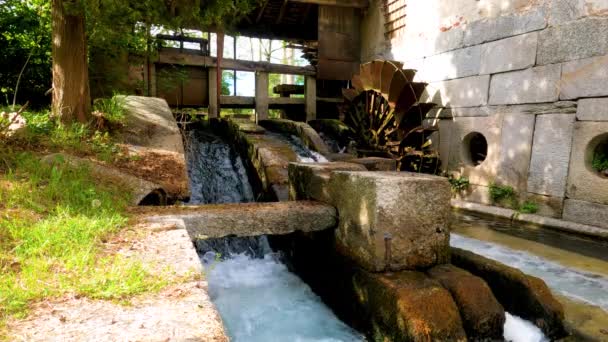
[360,0,608,228]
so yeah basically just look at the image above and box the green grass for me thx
[592,145,608,173]
[0,151,165,332]
[518,200,539,214]
[448,175,470,193]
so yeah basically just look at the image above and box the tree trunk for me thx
[51,0,91,123]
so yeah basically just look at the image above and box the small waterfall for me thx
[267,132,329,163]
[185,126,363,341]
[186,129,254,204]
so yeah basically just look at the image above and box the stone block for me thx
[428,75,490,108]
[566,121,608,204]
[489,65,561,105]
[446,115,503,187]
[537,18,608,65]
[288,162,366,203]
[563,199,608,229]
[427,264,505,340]
[455,184,493,206]
[527,114,575,197]
[523,193,564,218]
[329,171,451,272]
[548,0,585,26]
[349,157,397,171]
[419,45,481,82]
[451,247,567,339]
[577,98,608,121]
[561,55,608,100]
[433,27,465,55]
[495,114,536,192]
[463,8,547,46]
[480,33,538,74]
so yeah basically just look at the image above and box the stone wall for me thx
[360,0,608,228]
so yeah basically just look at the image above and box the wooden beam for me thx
[158,49,316,76]
[276,0,289,24]
[289,0,368,8]
[301,4,313,24]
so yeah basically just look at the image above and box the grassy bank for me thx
[0,109,166,333]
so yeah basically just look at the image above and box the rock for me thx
[42,153,167,206]
[451,247,567,339]
[259,119,331,155]
[576,98,608,121]
[144,201,337,239]
[563,199,608,229]
[561,55,608,100]
[308,119,356,153]
[489,65,561,105]
[419,45,481,82]
[1,111,26,136]
[329,171,451,272]
[527,114,575,197]
[348,157,397,171]
[566,121,608,205]
[480,32,537,75]
[463,8,547,46]
[288,162,367,203]
[428,75,490,108]
[537,18,608,65]
[354,270,467,341]
[427,264,505,340]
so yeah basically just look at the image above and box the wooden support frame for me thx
[305,75,316,122]
[289,0,368,8]
[255,72,269,121]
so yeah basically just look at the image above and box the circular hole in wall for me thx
[462,132,488,166]
[586,133,608,179]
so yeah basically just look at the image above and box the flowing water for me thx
[267,132,329,163]
[187,127,364,341]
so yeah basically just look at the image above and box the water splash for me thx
[205,251,366,342]
[268,132,329,163]
[504,313,548,342]
[451,233,608,312]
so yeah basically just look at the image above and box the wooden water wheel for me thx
[341,60,439,173]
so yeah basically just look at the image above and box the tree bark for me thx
[51,0,91,123]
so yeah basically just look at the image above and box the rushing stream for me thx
[267,132,329,163]
[187,127,364,341]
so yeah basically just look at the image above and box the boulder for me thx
[329,171,451,272]
[451,247,567,339]
[259,119,331,155]
[288,162,367,203]
[427,264,505,340]
[354,270,467,341]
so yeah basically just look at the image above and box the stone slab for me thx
[288,162,367,203]
[496,114,536,192]
[463,8,547,46]
[419,45,481,82]
[451,247,567,339]
[527,114,575,197]
[480,33,538,75]
[548,0,586,26]
[561,55,608,100]
[563,199,608,230]
[537,18,608,65]
[428,75,490,108]
[576,97,608,121]
[489,65,561,105]
[566,121,608,204]
[329,171,451,272]
[349,157,397,171]
[145,201,337,239]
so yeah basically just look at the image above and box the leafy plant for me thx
[489,183,517,207]
[448,175,470,193]
[592,145,608,174]
[518,200,539,214]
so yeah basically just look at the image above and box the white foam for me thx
[504,313,548,342]
[207,254,365,342]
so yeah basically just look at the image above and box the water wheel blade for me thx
[388,60,404,69]
[371,60,384,91]
[351,75,364,93]
[381,61,399,99]
[388,70,407,108]
[396,102,437,125]
[394,82,428,114]
[342,88,360,102]
[402,69,417,82]
[360,62,374,91]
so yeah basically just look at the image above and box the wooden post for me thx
[216,31,224,117]
[149,63,157,97]
[255,71,269,121]
[208,68,218,119]
[305,75,316,122]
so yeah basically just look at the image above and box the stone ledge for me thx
[451,199,608,241]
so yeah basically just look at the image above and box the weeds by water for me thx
[0,109,166,334]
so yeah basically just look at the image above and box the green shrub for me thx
[448,175,470,193]
[592,145,608,173]
[93,95,126,126]
[519,200,539,214]
[489,183,517,207]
